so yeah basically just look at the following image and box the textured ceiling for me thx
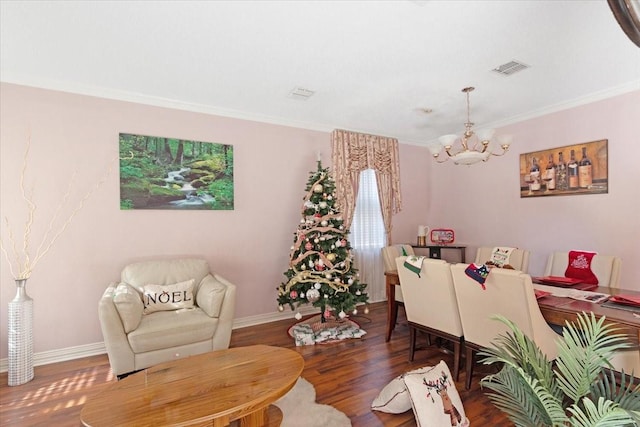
[1,1,639,146]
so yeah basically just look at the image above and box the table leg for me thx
[212,415,230,427]
[265,405,283,427]
[238,406,266,427]
[237,405,282,427]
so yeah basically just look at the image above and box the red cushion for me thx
[565,251,598,285]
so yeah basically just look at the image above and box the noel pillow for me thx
[371,365,437,414]
[403,360,469,427]
[142,279,195,314]
[565,250,598,285]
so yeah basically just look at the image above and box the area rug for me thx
[275,377,352,427]
[287,314,366,346]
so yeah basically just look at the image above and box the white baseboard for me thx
[231,303,320,329]
[0,342,107,373]
[0,301,381,373]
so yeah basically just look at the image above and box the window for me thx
[351,169,386,249]
[350,169,386,301]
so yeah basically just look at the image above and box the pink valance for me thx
[330,129,402,244]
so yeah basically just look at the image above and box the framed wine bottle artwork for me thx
[519,139,608,198]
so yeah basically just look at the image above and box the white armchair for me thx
[99,258,236,378]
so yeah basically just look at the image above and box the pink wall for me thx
[2,83,637,360]
[0,83,430,358]
[427,90,640,286]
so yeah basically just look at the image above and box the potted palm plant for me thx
[480,312,640,426]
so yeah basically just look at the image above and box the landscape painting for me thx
[119,133,234,210]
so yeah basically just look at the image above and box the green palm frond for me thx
[480,315,565,425]
[555,312,632,402]
[567,397,636,427]
[591,370,640,422]
[481,312,640,427]
[479,315,558,395]
[482,365,567,426]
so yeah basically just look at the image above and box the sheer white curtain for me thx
[350,169,386,302]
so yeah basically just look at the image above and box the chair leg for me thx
[452,340,461,382]
[409,326,417,361]
[392,301,400,327]
[465,346,474,390]
[387,301,400,342]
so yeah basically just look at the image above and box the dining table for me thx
[384,269,640,348]
[534,285,640,348]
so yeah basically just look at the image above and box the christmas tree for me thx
[277,161,369,322]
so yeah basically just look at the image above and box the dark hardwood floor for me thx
[0,301,511,426]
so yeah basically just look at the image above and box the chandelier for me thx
[427,87,512,165]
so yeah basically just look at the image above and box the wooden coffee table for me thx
[81,345,304,427]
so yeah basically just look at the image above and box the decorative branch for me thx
[0,132,117,280]
[1,218,18,279]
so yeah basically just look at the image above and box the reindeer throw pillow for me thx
[403,360,469,427]
[371,366,434,414]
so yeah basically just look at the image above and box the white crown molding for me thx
[0,298,383,373]
[488,80,640,130]
[0,75,336,134]
[2,76,638,149]
[414,80,640,147]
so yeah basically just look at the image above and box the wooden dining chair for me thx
[395,256,464,381]
[450,264,559,389]
[474,246,530,272]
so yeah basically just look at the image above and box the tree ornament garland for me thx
[277,160,368,322]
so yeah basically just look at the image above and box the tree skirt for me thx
[288,315,366,346]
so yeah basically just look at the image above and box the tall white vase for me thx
[8,278,34,386]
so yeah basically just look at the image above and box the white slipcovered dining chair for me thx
[544,251,621,288]
[450,264,559,389]
[381,244,415,334]
[474,246,530,272]
[396,256,464,380]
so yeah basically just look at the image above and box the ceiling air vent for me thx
[288,86,315,100]
[492,60,530,76]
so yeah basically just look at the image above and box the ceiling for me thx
[1,1,639,146]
